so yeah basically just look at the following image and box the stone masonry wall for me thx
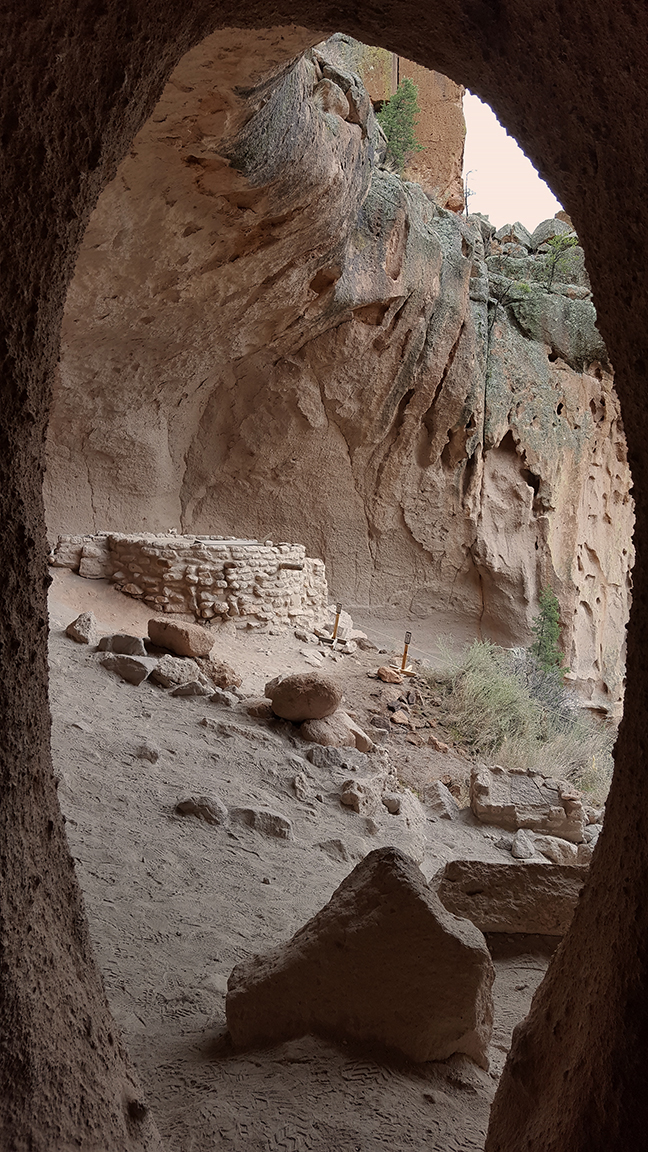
[50,533,328,628]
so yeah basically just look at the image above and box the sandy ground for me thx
[49,571,552,1152]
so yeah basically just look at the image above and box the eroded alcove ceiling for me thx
[3,3,648,1151]
[47,32,633,712]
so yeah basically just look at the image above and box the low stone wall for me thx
[50,533,328,628]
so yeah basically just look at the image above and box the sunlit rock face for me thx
[46,33,633,711]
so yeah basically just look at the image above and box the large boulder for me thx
[470,763,586,843]
[265,671,342,721]
[436,859,587,936]
[147,617,215,658]
[226,846,494,1067]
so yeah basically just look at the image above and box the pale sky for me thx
[463,91,563,232]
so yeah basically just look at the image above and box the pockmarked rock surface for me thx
[471,763,586,843]
[45,35,633,712]
[65,611,99,645]
[226,846,494,1067]
[265,671,342,721]
[436,859,587,936]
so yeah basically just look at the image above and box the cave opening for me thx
[2,5,648,1152]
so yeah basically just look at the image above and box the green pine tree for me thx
[530,586,567,674]
[376,78,424,173]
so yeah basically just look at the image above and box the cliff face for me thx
[46,32,633,710]
[317,34,466,210]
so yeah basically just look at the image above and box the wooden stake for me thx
[401,631,411,671]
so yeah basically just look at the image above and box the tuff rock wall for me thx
[46,37,632,710]
[4,4,648,1150]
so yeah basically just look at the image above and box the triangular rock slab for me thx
[226,846,494,1067]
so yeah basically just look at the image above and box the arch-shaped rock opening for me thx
[3,4,648,1151]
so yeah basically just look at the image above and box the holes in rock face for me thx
[548,350,559,362]
[352,301,391,326]
[521,467,541,496]
[556,402,564,415]
[461,237,470,258]
[309,267,340,295]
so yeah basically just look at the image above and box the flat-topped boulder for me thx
[436,858,587,936]
[226,846,494,1067]
[470,763,586,843]
[148,617,215,658]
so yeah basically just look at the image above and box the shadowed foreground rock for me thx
[226,846,494,1067]
[437,859,587,936]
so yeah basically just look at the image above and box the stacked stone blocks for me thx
[50,533,328,628]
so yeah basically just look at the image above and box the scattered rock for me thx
[171,680,212,697]
[306,745,369,772]
[377,666,403,684]
[532,834,579,865]
[265,671,342,721]
[382,792,401,815]
[229,807,293,840]
[356,637,378,652]
[317,838,352,863]
[294,628,318,644]
[512,829,537,859]
[577,842,594,866]
[339,779,381,815]
[148,617,215,658]
[494,834,514,851]
[196,656,243,689]
[175,795,229,825]
[292,773,314,802]
[436,859,586,935]
[135,740,161,763]
[101,654,158,686]
[97,633,147,656]
[245,698,274,719]
[584,822,602,846]
[226,847,494,1066]
[428,734,450,753]
[65,612,99,645]
[300,709,373,753]
[470,763,586,843]
[150,653,206,689]
[426,780,458,820]
[390,709,410,726]
[370,715,391,731]
[210,687,238,707]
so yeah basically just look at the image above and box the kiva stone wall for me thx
[50,533,328,628]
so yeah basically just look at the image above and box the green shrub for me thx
[376,78,424,173]
[423,639,614,804]
[530,586,567,674]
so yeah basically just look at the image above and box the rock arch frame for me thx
[1,2,647,1149]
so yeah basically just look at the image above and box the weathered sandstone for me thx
[436,859,586,936]
[265,671,342,721]
[43,37,632,712]
[226,846,494,1065]
[147,617,215,657]
[470,763,587,843]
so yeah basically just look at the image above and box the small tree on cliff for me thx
[377,78,424,173]
[530,586,567,674]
